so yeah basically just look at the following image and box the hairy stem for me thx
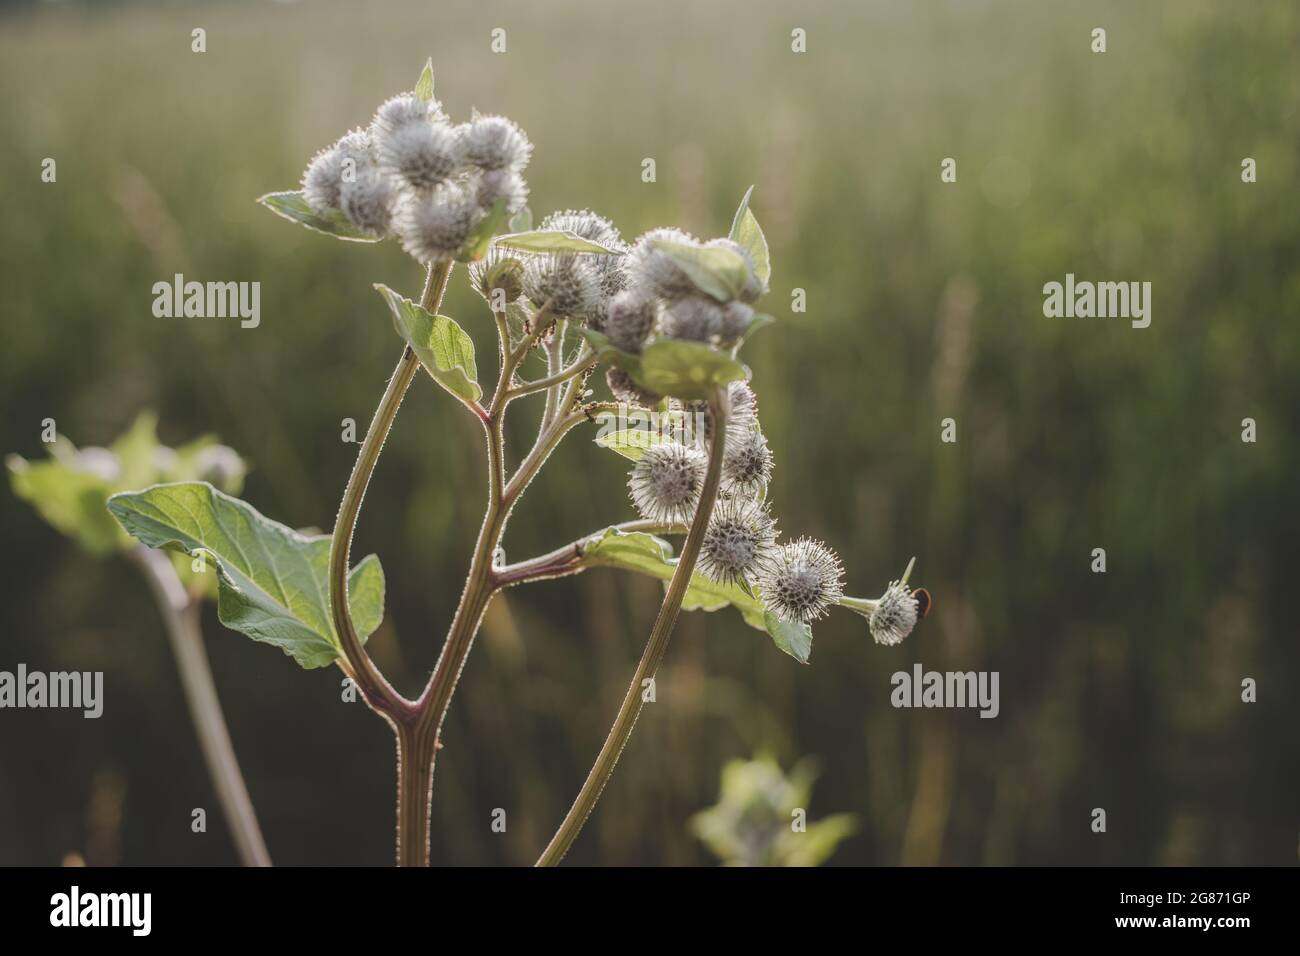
[327,259,453,719]
[130,546,271,867]
[536,386,730,866]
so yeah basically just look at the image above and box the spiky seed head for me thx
[339,163,394,236]
[468,246,525,304]
[728,381,759,429]
[603,291,657,353]
[660,295,725,342]
[869,583,920,647]
[540,209,621,246]
[376,120,464,192]
[475,168,529,214]
[722,427,774,495]
[699,497,778,587]
[74,446,121,482]
[760,537,845,624]
[627,227,701,301]
[606,367,660,406]
[461,116,532,171]
[302,144,346,212]
[522,252,600,320]
[628,441,708,524]
[395,183,483,262]
[195,444,246,493]
[540,209,628,296]
[371,93,444,138]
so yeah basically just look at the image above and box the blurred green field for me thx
[1,0,1297,865]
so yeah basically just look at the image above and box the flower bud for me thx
[603,291,657,353]
[605,367,660,407]
[759,537,845,624]
[699,497,778,587]
[395,183,483,262]
[628,441,707,524]
[627,227,701,301]
[660,296,725,342]
[376,120,464,192]
[522,252,600,321]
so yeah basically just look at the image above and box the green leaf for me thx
[8,454,121,554]
[581,330,748,402]
[494,229,619,255]
[728,185,771,287]
[763,610,813,664]
[413,58,435,101]
[638,339,748,400]
[507,206,533,233]
[257,191,384,243]
[456,198,511,263]
[376,284,482,406]
[107,482,385,669]
[593,428,668,462]
[580,528,812,662]
[653,238,749,302]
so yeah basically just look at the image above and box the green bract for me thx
[582,329,749,402]
[652,239,750,302]
[495,229,618,255]
[377,284,482,406]
[728,185,771,287]
[107,482,386,670]
[257,191,386,243]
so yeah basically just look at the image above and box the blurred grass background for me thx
[1,0,1297,865]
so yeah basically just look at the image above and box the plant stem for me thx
[130,546,271,867]
[327,259,453,718]
[536,386,730,866]
[394,714,439,867]
[492,519,687,588]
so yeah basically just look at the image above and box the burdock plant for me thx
[100,61,925,866]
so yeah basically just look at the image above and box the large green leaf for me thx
[494,229,618,255]
[376,284,482,406]
[582,330,748,402]
[107,482,385,669]
[580,527,812,662]
[728,185,771,287]
[653,239,749,302]
[257,191,385,243]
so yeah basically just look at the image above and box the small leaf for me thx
[594,428,668,462]
[376,284,482,406]
[638,339,748,400]
[728,185,771,287]
[257,191,384,243]
[507,206,533,233]
[107,482,385,669]
[581,330,748,402]
[763,610,813,664]
[414,58,435,101]
[653,239,749,302]
[495,230,619,255]
[456,197,509,263]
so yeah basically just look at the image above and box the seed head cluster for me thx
[300,90,531,257]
